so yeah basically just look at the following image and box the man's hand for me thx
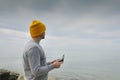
[48,60,57,65]
[52,60,62,68]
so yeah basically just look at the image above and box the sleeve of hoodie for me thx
[28,47,55,77]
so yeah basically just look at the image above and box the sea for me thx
[0,38,120,80]
[0,39,120,80]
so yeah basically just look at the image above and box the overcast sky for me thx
[0,0,120,61]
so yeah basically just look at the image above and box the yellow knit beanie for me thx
[29,20,46,38]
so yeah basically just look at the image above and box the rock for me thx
[0,69,57,80]
[0,69,20,80]
[9,72,19,80]
[48,77,55,80]
[17,75,24,80]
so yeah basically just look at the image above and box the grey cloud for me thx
[1,0,119,15]
[0,0,58,11]
[0,0,120,39]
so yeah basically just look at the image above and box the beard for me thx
[41,35,45,39]
[41,32,45,39]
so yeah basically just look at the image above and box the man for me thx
[23,20,62,80]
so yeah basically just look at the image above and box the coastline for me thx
[0,68,19,80]
[0,69,56,80]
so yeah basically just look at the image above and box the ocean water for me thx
[0,52,120,80]
[0,30,120,80]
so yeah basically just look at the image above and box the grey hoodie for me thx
[23,40,54,80]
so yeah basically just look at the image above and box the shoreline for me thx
[0,68,19,80]
[0,68,56,80]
